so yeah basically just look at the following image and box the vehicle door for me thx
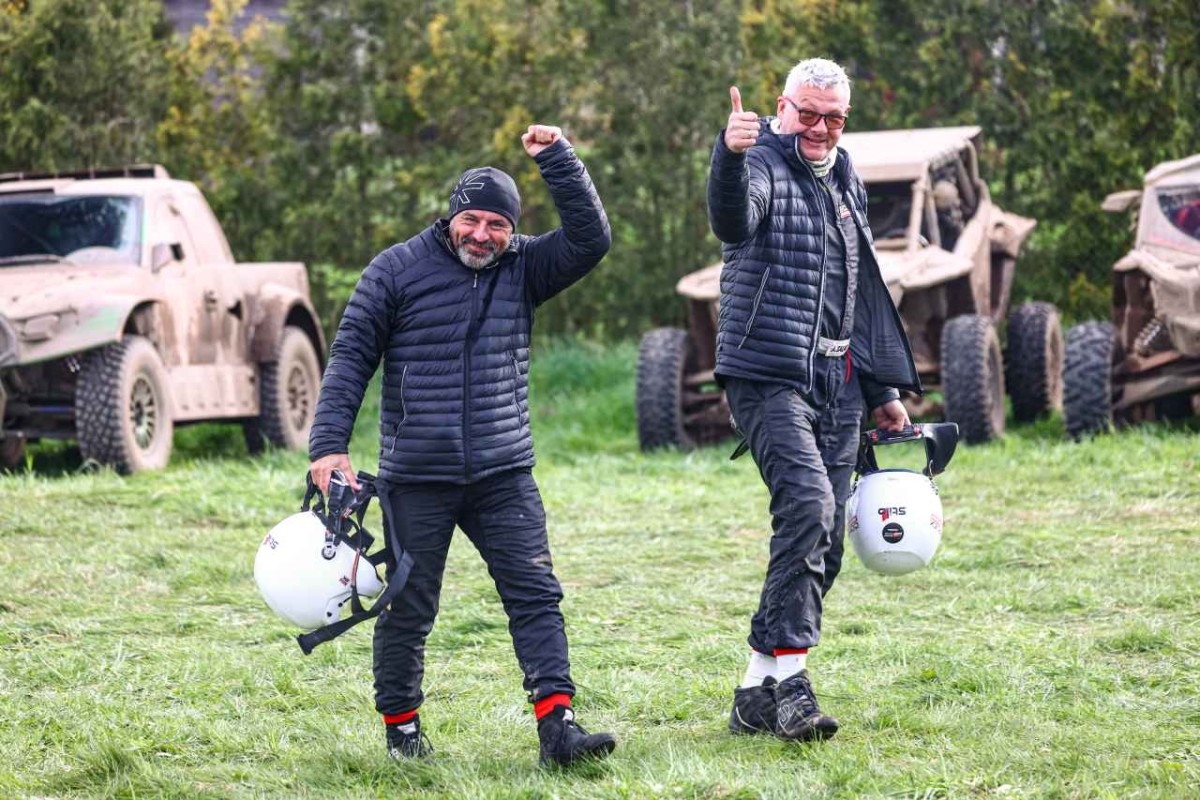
[145,193,203,368]
[175,188,246,367]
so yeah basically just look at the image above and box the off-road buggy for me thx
[637,126,1061,449]
[0,165,325,472]
[1064,153,1200,437]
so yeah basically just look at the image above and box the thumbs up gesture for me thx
[724,87,759,155]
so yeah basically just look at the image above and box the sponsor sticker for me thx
[881,522,905,543]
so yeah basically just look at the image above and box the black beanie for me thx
[448,167,521,230]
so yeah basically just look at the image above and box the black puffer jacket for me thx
[707,120,921,403]
[308,140,610,484]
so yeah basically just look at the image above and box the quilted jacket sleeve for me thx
[857,372,901,411]
[707,132,772,244]
[522,139,612,306]
[307,252,398,459]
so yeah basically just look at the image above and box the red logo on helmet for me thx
[877,506,906,522]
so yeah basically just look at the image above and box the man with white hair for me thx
[708,58,921,741]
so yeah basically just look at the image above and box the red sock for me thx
[773,648,808,656]
[533,693,572,720]
[382,709,418,725]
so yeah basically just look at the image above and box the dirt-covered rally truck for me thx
[637,126,1062,449]
[0,165,325,473]
[1064,153,1200,437]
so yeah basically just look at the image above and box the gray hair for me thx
[783,58,851,97]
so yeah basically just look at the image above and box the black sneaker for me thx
[728,676,778,735]
[386,715,434,760]
[774,670,839,741]
[537,706,616,766]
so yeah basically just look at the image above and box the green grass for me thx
[2,339,1199,799]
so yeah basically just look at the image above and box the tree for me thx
[0,0,172,172]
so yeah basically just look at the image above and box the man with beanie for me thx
[308,124,615,766]
[708,59,921,741]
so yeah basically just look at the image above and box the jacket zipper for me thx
[463,271,479,480]
[739,265,772,348]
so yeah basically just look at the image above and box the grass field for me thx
[2,339,1198,799]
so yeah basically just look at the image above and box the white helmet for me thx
[847,423,958,576]
[254,510,385,631]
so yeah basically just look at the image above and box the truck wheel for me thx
[637,327,695,451]
[246,326,321,453]
[1,436,26,471]
[1063,321,1115,439]
[76,336,174,473]
[1006,301,1064,422]
[941,314,1006,444]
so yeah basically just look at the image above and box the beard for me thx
[456,239,500,270]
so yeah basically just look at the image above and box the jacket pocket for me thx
[388,365,409,453]
[739,265,772,348]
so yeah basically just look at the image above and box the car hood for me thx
[0,262,148,320]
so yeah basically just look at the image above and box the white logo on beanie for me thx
[452,169,488,206]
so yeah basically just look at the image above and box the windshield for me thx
[865,182,913,240]
[0,194,142,265]
[1158,186,1200,242]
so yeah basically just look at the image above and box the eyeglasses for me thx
[783,97,849,131]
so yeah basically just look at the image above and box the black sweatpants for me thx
[372,468,574,715]
[726,367,864,653]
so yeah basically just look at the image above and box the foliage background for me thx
[1,0,1198,337]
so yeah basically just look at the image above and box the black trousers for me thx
[372,468,574,715]
[726,367,864,653]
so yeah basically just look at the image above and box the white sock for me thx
[740,650,777,688]
[776,651,808,680]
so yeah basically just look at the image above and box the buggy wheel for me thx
[636,327,731,451]
[76,336,174,473]
[1006,301,1064,422]
[941,314,1006,444]
[1063,321,1115,440]
[637,327,694,451]
[245,326,321,453]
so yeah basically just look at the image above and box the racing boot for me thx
[385,715,434,760]
[728,675,778,735]
[537,706,616,766]
[774,670,839,741]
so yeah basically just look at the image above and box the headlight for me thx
[19,313,61,342]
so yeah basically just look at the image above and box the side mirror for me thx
[151,242,184,272]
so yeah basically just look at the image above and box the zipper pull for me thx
[474,272,479,288]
